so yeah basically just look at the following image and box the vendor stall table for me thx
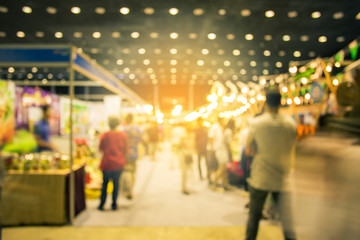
[1,163,85,226]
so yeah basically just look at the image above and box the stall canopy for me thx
[0,44,147,105]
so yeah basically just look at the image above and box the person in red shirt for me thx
[98,116,129,210]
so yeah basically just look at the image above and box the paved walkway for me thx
[74,142,252,226]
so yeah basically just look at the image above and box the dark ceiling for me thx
[0,0,360,111]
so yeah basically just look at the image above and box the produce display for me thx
[3,152,71,171]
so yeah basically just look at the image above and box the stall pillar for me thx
[69,47,75,224]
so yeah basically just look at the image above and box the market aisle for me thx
[74,142,251,226]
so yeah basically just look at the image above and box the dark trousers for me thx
[99,170,122,208]
[197,150,207,180]
[246,186,296,240]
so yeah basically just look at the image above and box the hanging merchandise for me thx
[0,80,15,144]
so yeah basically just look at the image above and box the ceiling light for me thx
[123,67,130,73]
[170,32,178,39]
[150,32,159,38]
[90,48,99,54]
[197,60,204,66]
[134,79,140,85]
[154,48,162,54]
[217,49,225,55]
[131,32,140,38]
[241,9,251,17]
[318,36,327,43]
[250,61,257,67]
[245,34,254,40]
[224,61,231,67]
[170,68,177,73]
[35,31,44,38]
[112,32,120,38]
[288,11,298,18]
[336,36,345,42]
[147,68,154,73]
[276,62,283,68]
[92,32,101,38]
[265,10,275,18]
[248,50,255,56]
[0,6,8,13]
[170,48,177,54]
[186,49,193,55]
[300,35,309,42]
[301,77,308,85]
[308,51,316,57]
[263,61,270,67]
[335,62,341,68]
[356,12,360,20]
[279,51,286,57]
[122,48,130,54]
[332,79,339,86]
[129,59,136,65]
[171,79,177,85]
[233,49,241,56]
[8,67,15,73]
[264,50,271,56]
[226,34,235,40]
[55,32,63,38]
[47,7,57,14]
[169,8,179,15]
[232,75,238,81]
[312,11,321,18]
[293,51,301,57]
[120,7,130,15]
[170,60,177,65]
[129,74,136,80]
[217,68,224,74]
[333,12,344,19]
[0,31,6,37]
[73,32,83,38]
[95,7,105,14]
[289,66,297,74]
[189,33,198,39]
[193,8,204,16]
[240,69,247,75]
[264,35,272,41]
[152,79,158,85]
[263,69,269,75]
[116,59,123,65]
[202,49,209,55]
[22,6,32,14]
[208,33,216,40]
[71,7,81,14]
[138,48,146,54]
[218,9,226,15]
[283,35,291,41]
[144,7,155,15]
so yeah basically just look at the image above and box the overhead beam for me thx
[12,80,101,87]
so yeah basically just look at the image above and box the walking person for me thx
[212,118,234,191]
[178,125,195,195]
[98,116,129,210]
[194,118,208,180]
[122,113,142,200]
[245,89,297,240]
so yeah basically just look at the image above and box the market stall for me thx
[0,44,147,225]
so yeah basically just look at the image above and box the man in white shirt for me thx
[245,89,297,240]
